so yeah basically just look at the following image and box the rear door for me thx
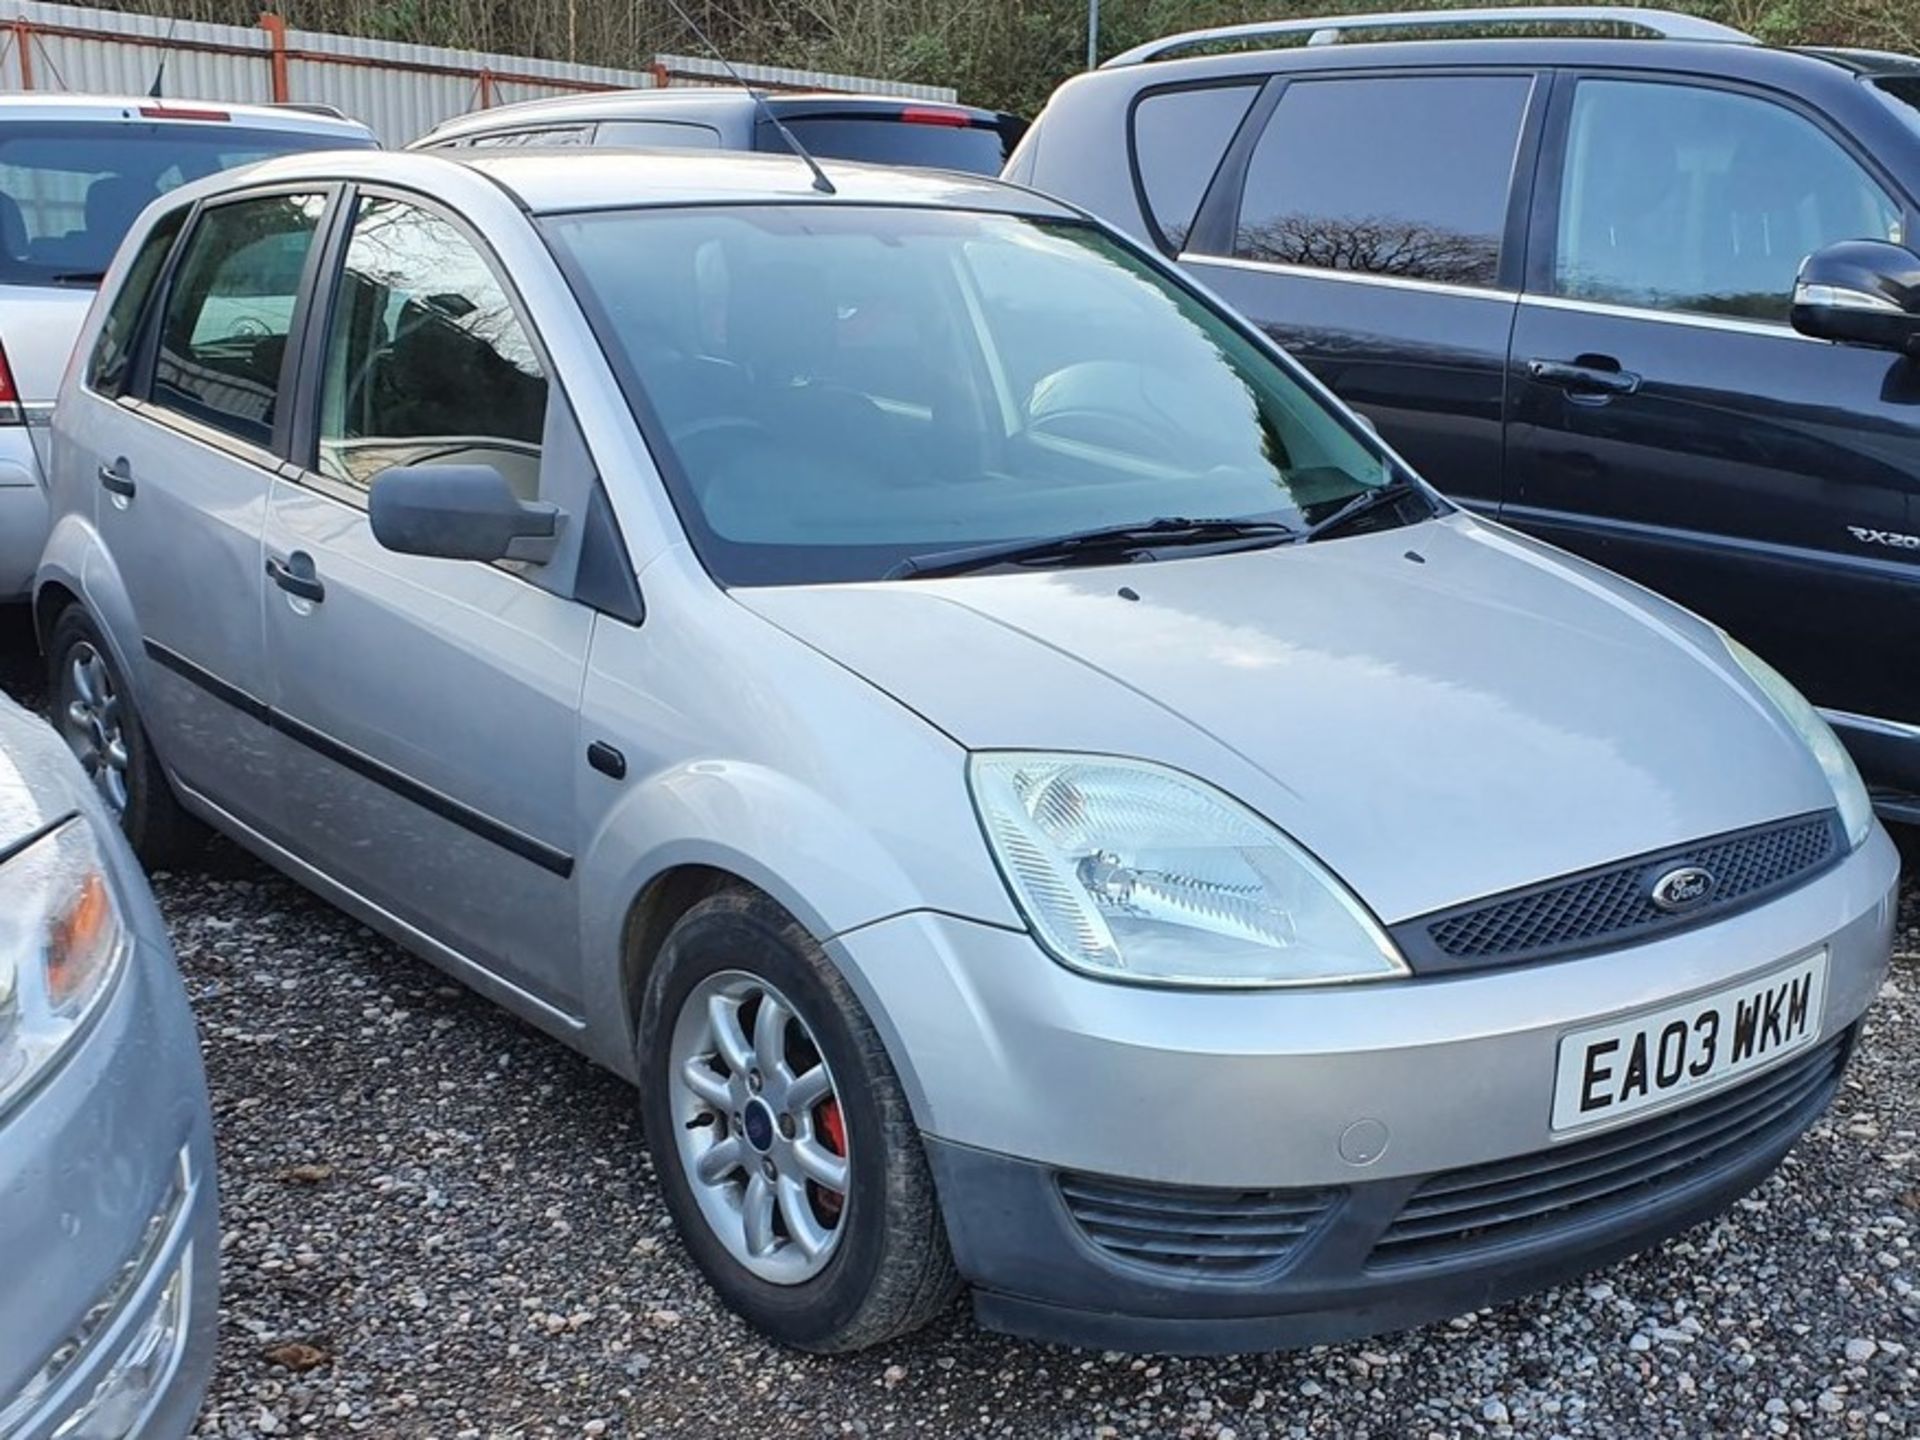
[263,188,594,1011]
[1174,68,1545,511]
[81,187,333,837]
[1505,72,1920,756]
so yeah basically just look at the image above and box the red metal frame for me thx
[0,11,880,111]
[259,9,290,103]
[13,18,34,90]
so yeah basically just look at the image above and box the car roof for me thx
[419,88,1002,146]
[209,146,1077,219]
[1079,33,1887,92]
[0,90,373,139]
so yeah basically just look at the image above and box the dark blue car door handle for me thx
[266,551,325,603]
[1528,357,1642,397]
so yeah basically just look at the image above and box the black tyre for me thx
[638,887,960,1351]
[46,605,202,868]
[1892,818,1920,870]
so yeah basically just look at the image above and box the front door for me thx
[1179,69,1542,510]
[263,191,591,1009]
[1505,74,1920,789]
[87,189,331,837]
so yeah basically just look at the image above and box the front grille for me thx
[1059,1174,1341,1277]
[1368,1030,1851,1270]
[1399,812,1841,973]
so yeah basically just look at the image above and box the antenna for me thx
[148,11,180,98]
[659,0,835,194]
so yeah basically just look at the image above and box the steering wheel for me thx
[669,416,779,485]
[1024,404,1186,463]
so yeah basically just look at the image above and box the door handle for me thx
[1527,357,1641,397]
[266,551,325,604]
[97,459,135,498]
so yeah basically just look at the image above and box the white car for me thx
[0,93,373,599]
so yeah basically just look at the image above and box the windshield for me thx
[0,121,362,287]
[759,115,1015,175]
[545,205,1406,585]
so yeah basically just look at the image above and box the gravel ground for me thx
[2,612,1916,1438]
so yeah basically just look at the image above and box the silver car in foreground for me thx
[40,147,1898,1354]
[0,692,217,1434]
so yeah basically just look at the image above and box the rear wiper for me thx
[1299,476,1426,543]
[885,515,1297,580]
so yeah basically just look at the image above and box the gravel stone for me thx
[167,814,1920,1440]
[3,617,1916,1438]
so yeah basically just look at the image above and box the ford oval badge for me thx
[1650,865,1716,913]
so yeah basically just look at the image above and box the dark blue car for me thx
[1014,6,1920,825]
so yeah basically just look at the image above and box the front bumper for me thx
[0,937,219,1440]
[0,423,46,601]
[829,824,1900,1351]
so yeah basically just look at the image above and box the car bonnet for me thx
[733,514,1837,925]
[0,696,83,855]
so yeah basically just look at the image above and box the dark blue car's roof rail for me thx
[1102,6,1755,67]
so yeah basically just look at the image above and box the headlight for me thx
[968,752,1406,987]
[0,818,130,1112]
[1723,634,1874,850]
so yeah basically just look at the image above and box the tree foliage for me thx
[87,0,1920,117]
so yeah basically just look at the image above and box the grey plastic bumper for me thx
[929,1025,1858,1354]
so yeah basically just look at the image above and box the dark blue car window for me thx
[1131,84,1258,253]
[1554,79,1901,322]
[1231,75,1531,288]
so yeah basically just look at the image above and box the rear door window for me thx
[596,119,723,149]
[150,191,327,448]
[1228,75,1532,288]
[1130,84,1259,252]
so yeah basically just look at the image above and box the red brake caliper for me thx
[813,1099,847,1222]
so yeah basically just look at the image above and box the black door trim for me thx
[143,638,574,878]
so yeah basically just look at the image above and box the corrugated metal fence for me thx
[0,2,955,144]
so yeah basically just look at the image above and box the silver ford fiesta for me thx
[0,691,216,1435]
[38,146,1897,1355]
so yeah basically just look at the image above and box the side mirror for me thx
[369,464,561,563]
[1790,239,1920,356]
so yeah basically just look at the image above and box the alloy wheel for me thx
[667,970,850,1284]
[58,641,130,816]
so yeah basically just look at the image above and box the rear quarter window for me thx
[466,126,596,149]
[1130,84,1259,253]
[85,204,186,397]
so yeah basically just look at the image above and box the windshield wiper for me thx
[46,270,108,286]
[885,515,1297,580]
[1299,475,1426,543]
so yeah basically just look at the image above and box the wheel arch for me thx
[34,514,146,701]
[577,756,1013,1085]
[618,862,740,1056]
